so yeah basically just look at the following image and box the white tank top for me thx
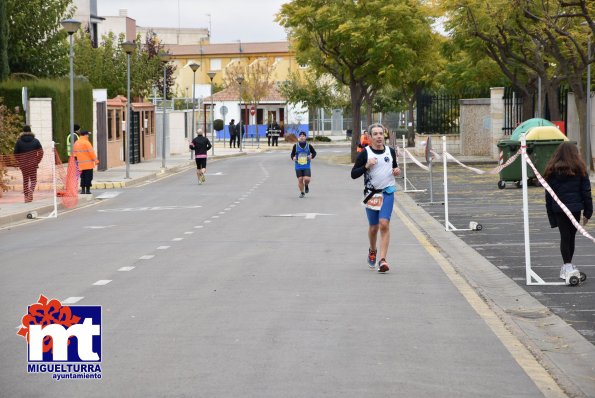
[365,146,395,190]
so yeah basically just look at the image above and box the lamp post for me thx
[236,75,244,152]
[207,71,216,156]
[121,41,136,179]
[159,52,171,169]
[189,62,200,160]
[60,19,81,157]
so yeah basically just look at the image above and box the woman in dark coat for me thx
[13,125,43,202]
[543,142,592,279]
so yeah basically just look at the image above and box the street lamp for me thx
[189,62,200,160]
[207,71,216,156]
[121,41,136,179]
[60,19,81,157]
[159,52,171,169]
[236,75,244,152]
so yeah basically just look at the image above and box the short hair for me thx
[80,130,90,136]
[298,131,307,137]
[368,123,385,133]
[197,129,204,135]
[23,125,32,133]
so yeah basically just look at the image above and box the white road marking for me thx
[84,225,116,229]
[224,208,231,211]
[157,246,170,250]
[234,201,240,204]
[95,191,122,199]
[194,226,203,229]
[172,238,184,241]
[497,266,510,269]
[270,213,335,220]
[62,297,84,304]
[93,280,112,286]
[184,231,194,235]
[219,212,225,214]
[119,266,135,271]
[204,220,211,223]
[212,215,219,218]
[230,204,236,208]
[139,255,155,260]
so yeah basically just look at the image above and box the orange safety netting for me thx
[0,147,78,208]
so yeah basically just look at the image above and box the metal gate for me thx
[416,92,460,134]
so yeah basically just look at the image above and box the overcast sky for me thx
[97,0,289,43]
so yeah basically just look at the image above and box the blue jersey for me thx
[294,143,311,170]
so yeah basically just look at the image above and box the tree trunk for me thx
[0,0,8,81]
[569,80,593,170]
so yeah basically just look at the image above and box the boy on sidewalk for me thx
[290,131,317,198]
[351,123,400,272]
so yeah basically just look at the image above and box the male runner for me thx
[290,131,317,198]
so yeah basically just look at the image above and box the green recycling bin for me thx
[496,124,570,189]
[496,139,533,189]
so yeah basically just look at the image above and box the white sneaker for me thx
[560,265,566,280]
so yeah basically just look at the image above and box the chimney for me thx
[119,9,128,17]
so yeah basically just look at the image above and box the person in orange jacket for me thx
[72,129,99,194]
[357,129,371,153]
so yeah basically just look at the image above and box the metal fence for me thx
[416,92,460,134]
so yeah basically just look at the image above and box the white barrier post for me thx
[38,141,58,219]
[443,136,449,230]
[521,134,532,284]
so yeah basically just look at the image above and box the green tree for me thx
[278,0,435,160]
[6,0,73,78]
[0,0,9,81]
[74,31,168,100]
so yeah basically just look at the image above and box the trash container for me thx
[510,118,555,141]
[496,139,532,189]
[496,125,569,189]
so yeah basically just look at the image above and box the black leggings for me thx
[554,211,581,263]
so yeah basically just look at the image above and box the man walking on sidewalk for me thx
[290,131,316,198]
[351,123,400,273]
[73,129,99,194]
[13,125,43,202]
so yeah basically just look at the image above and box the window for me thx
[210,58,221,70]
[107,110,113,141]
[115,111,121,140]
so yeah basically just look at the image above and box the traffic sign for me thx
[220,106,228,117]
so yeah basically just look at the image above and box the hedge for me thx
[0,78,93,160]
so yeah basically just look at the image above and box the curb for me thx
[396,187,595,398]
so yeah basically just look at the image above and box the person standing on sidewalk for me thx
[73,130,99,194]
[290,131,316,198]
[229,119,237,148]
[189,129,212,184]
[13,125,43,202]
[351,123,400,273]
[543,142,592,279]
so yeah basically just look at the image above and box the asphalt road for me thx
[0,147,553,397]
[401,160,595,345]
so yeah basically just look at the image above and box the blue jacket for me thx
[545,173,593,227]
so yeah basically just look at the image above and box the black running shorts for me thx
[295,169,311,178]
[195,158,207,169]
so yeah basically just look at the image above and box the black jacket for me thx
[190,135,212,156]
[545,172,593,227]
[13,132,43,168]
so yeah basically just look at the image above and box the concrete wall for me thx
[489,87,505,159]
[28,99,53,149]
[460,99,491,156]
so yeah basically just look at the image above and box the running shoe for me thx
[305,185,309,194]
[378,258,390,273]
[299,192,305,198]
[201,174,206,183]
[367,249,377,269]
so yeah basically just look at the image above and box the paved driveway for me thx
[401,161,595,345]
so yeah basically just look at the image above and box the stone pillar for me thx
[490,87,505,159]
[28,98,53,149]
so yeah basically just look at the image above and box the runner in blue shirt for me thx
[290,131,317,198]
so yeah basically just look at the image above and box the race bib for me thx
[363,193,383,210]
[297,153,308,165]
